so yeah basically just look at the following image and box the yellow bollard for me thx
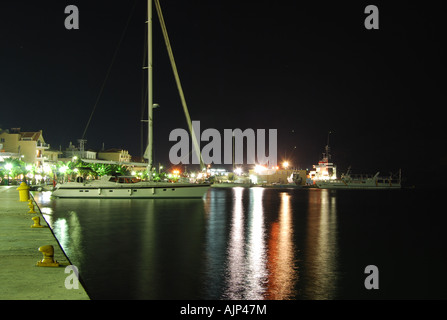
[16,182,30,202]
[31,216,44,228]
[28,200,36,214]
[36,245,60,267]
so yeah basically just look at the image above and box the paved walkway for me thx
[0,186,89,299]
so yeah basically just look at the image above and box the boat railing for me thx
[342,172,398,181]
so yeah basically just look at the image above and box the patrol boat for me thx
[315,167,402,189]
[309,132,401,189]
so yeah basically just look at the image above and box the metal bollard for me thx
[36,245,60,267]
[28,200,36,214]
[31,216,44,228]
[17,182,30,202]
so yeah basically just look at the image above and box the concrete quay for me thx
[0,186,89,299]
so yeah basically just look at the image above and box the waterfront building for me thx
[98,148,132,163]
[0,128,55,167]
[60,141,97,161]
[43,149,63,165]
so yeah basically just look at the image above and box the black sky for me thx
[1,1,446,185]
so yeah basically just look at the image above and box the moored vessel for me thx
[52,0,210,198]
[52,175,210,198]
[309,132,401,189]
[315,168,402,189]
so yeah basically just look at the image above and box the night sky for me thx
[1,1,446,185]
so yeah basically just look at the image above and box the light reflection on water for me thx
[223,187,246,299]
[33,188,340,300]
[265,191,297,299]
[222,187,268,299]
[301,189,339,299]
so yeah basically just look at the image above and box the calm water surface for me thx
[33,187,447,300]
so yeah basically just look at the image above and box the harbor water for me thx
[33,187,447,300]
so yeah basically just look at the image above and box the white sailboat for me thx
[52,0,210,199]
[52,174,210,198]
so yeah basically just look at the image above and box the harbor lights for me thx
[172,169,180,178]
[5,162,13,172]
[59,165,69,174]
[254,165,267,174]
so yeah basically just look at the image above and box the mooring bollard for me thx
[36,245,60,267]
[28,200,36,214]
[17,182,30,202]
[31,216,44,228]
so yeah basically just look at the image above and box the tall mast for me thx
[147,0,153,177]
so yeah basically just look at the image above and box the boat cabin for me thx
[108,176,140,183]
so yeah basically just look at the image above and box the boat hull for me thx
[52,183,210,199]
[211,183,253,188]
